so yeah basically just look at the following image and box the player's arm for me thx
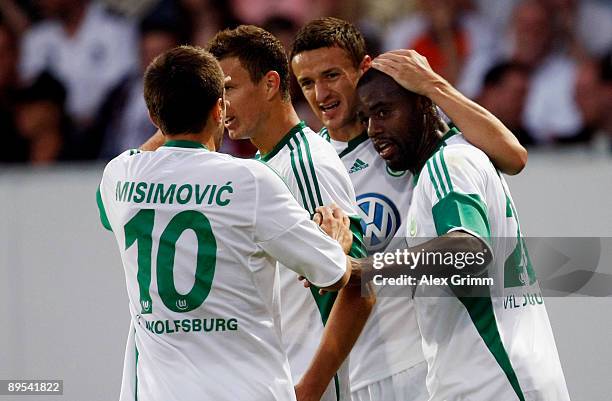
[353,231,492,285]
[371,49,528,175]
[297,205,375,401]
[295,283,374,401]
[139,129,165,151]
[252,162,351,292]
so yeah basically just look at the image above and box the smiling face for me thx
[219,57,269,140]
[291,46,365,132]
[357,72,424,171]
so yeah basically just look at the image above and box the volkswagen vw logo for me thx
[356,193,401,252]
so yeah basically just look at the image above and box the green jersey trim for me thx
[135,340,139,401]
[163,140,209,150]
[260,121,307,162]
[417,126,459,186]
[432,192,491,242]
[318,127,331,142]
[426,147,454,201]
[441,126,460,142]
[96,187,112,232]
[338,131,369,159]
[454,293,526,401]
[349,216,368,258]
[287,133,324,214]
[300,132,324,207]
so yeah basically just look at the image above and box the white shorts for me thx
[351,361,429,401]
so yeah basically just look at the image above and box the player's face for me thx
[219,57,268,140]
[291,46,364,132]
[357,78,420,171]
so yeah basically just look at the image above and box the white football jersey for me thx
[97,141,348,401]
[406,129,570,401]
[258,122,366,401]
[321,127,426,391]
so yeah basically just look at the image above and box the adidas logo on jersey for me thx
[349,159,369,173]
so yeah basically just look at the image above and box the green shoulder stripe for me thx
[318,127,331,142]
[288,145,314,213]
[432,152,449,196]
[432,192,491,242]
[289,137,317,213]
[299,132,324,206]
[96,187,112,232]
[426,160,443,201]
[439,147,453,192]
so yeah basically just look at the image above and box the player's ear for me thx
[263,70,281,100]
[211,97,224,125]
[360,55,372,75]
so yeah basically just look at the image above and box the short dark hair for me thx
[144,45,224,135]
[357,68,443,133]
[207,25,291,100]
[290,17,366,68]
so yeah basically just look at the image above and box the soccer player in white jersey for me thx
[355,66,570,401]
[96,46,352,401]
[205,26,374,401]
[290,17,529,401]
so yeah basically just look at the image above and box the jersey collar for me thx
[259,121,306,162]
[163,140,209,150]
[338,130,369,159]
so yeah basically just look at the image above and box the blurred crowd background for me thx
[1,0,611,164]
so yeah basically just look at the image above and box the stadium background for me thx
[1,0,611,400]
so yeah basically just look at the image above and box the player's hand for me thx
[297,275,334,295]
[370,49,444,97]
[313,204,353,254]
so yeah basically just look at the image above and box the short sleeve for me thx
[424,146,491,242]
[250,161,347,288]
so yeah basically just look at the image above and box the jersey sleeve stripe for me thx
[96,186,112,231]
[426,160,443,201]
[290,136,320,212]
[439,147,454,192]
[288,142,314,214]
[299,132,324,206]
[432,152,449,196]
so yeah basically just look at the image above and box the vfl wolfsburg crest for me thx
[176,299,189,311]
[357,192,401,252]
[409,218,417,237]
[141,300,151,313]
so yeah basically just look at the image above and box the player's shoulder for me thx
[417,130,493,192]
[432,130,492,173]
[103,148,143,172]
[275,123,339,165]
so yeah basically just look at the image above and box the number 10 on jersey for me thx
[124,209,217,314]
